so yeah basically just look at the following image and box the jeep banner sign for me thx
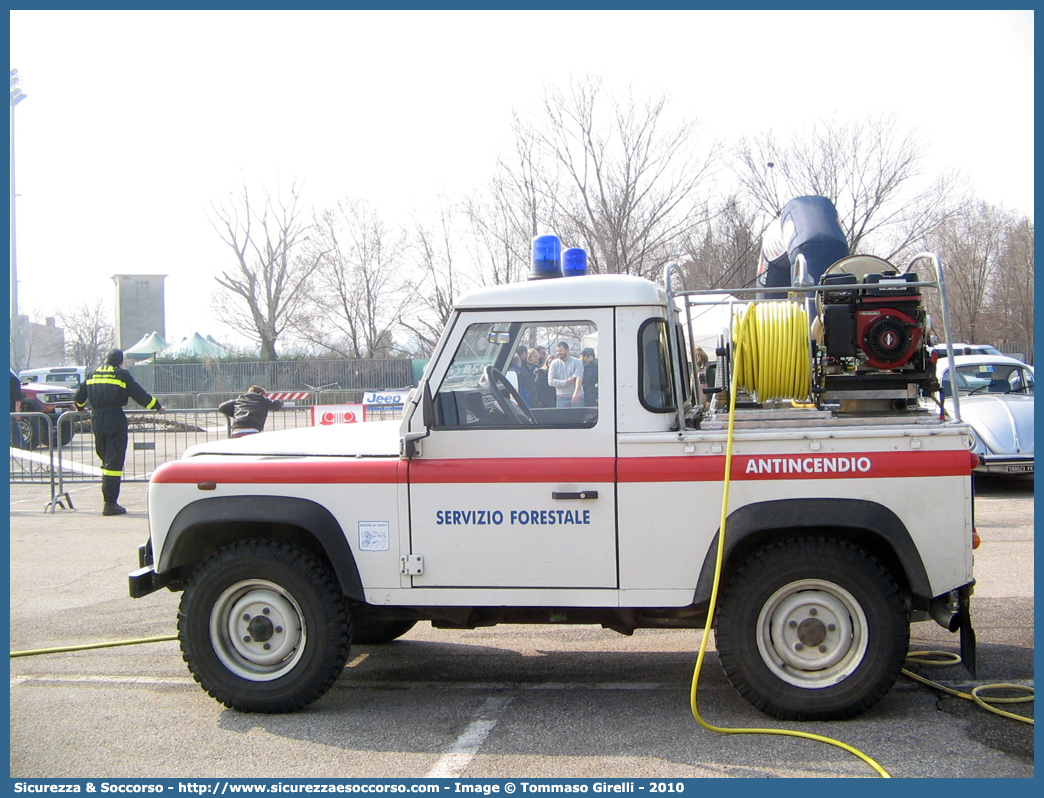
[311,404,366,425]
[363,390,410,407]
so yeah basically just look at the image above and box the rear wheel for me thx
[715,536,908,720]
[53,416,75,447]
[179,540,351,713]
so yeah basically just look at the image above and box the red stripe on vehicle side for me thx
[150,450,971,486]
[408,457,617,483]
[618,450,972,481]
[150,459,404,484]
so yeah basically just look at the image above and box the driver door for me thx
[408,308,617,589]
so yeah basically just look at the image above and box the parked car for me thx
[935,354,1034,475]
[931,343,1004,359]
[18,366,85,387]
[17,380,78,450]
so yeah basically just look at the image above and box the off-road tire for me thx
[715,536,908,721]
[54,417,75,447]
[178,540,351,713]
[17,417,40,450]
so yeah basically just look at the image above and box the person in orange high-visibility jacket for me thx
[73,349,163,515]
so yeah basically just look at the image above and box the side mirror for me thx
[422,381,434,428]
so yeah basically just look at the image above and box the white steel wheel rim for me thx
[210,579,306,682]
[755,579,868,689]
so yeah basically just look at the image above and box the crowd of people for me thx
[506,341,598,409]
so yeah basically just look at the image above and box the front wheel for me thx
[178,540,351,713]
[17,417,40,449]
[715,537,908,720]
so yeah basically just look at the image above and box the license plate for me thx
[1005,464,1033,473]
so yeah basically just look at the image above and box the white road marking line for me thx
[9,448,104,475]
[426,695,514,778]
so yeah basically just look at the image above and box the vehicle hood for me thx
[22,381,75,397]
[950,394,1034,455]
[182,420,403,458]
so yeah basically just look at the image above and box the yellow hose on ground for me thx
[691,300,893,778]
[10,635,178,658]
[902,651,1033,724]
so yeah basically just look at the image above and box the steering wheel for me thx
[483,366,537,425]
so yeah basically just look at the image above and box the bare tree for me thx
[503,77,721,279]
[985,217,1034,361]
[460,121,566,288]
[399,197,473,356]
[52,300,115,370]
[304,199,410,359]
[918,201,1012,344]
[210,180,320,361]
[679,196,761,290]
[734,115,965,257]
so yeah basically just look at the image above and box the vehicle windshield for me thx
[948,363,1034,395]
[439,322,513,391]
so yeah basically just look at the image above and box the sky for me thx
[8,9,1035,353]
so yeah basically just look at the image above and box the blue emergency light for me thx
[529,235,562,280]
[563,247,587,277]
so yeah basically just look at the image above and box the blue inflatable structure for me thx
[756,196,849,299]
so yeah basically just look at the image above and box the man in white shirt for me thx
[548,341,584,407]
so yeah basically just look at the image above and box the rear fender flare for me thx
[694,498,930,606]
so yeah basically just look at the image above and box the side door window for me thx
[433,320,599,428]
[638,319,676,413]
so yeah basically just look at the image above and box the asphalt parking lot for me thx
[8,475,1034,779]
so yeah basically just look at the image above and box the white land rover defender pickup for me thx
[130,243,978,722]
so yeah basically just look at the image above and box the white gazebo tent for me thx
[124,331,170,361]
[160,332,230,359]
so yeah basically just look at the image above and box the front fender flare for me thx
[158,495,364,601]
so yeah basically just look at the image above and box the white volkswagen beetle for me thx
[935,354,1034,475]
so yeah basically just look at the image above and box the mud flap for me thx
[958,584,976,678]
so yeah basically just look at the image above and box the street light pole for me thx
[10,68,27,369]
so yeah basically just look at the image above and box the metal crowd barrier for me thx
[9,406,317,513]
[9,412,66,512]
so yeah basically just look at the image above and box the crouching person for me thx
[219,386,283,438]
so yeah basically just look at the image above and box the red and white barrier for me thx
[269,391,312,401]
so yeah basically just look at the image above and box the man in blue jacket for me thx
[74,349,162,515]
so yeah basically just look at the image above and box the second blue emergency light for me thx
[563,247,587,277]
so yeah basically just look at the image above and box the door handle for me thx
[552,491,598,500]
